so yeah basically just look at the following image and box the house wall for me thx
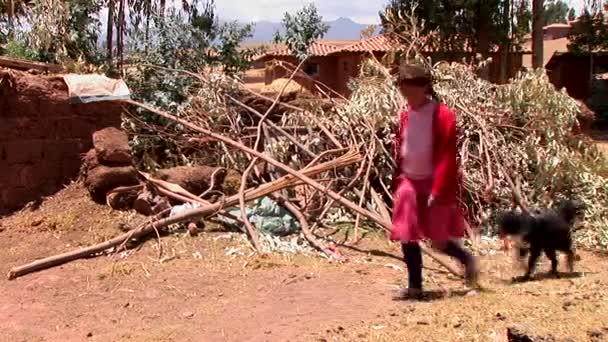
[335,53,361,96]
[0,70,123,213]
[259,51,524,97]
[547,55,608,100]
[544,26,571,40]
[261,55,342,95]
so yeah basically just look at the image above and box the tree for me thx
[568,8,576,21]
[360,24,377,39]
[380,0,511,56]
[273,3,330,61]
[568,9,608,89]
[568,9,608,54]
[0,0,32,42]
[543,0,569,25]
[532,0,544,68]
[514,0,532,38]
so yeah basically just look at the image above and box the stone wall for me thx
[0,70,124,213]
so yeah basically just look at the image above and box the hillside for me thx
[245,17,380,43]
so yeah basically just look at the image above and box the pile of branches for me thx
[142,56,608,249]
[340,58,608,247]
[10,55,607,282]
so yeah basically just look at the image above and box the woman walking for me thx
[391,62,479,299]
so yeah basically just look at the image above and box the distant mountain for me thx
[244,17,377,43]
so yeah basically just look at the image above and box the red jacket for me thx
[391,103,460,203]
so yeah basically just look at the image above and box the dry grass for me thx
[260,77,310,95]
[2,184,608,341]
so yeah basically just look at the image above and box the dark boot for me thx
[442,240,480,289]
[400,242,423,298]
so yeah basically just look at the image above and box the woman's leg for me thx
[402,241,423,291]
[441,240,479,286]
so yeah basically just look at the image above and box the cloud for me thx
[215,0,386,24]
[215,0,589,24]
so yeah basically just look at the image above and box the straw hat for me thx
[397,62,432,84]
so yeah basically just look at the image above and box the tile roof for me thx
[249,35,395,61]
[249,33,513,61]
[543,23,571,29]
[260,41,342,58]
[334,34,398,53]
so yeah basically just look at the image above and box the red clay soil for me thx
[0,183,607,342]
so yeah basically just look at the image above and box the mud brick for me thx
[38,179,63,196]
[3,139,44,164]
[46,139,87,162]
[47,102,75,118]
[4,96,40,118]
[70,118,98,139]
[52,118,76,139]
[0,186,35,209]
[16,164,37,188]
[0,117,39,140]
[61,157,84,180]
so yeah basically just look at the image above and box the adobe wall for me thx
[0,70,124,213]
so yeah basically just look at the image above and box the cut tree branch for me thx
[8,152,361,280]
[124,100,464,278]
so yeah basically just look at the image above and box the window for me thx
[304,63,320,76]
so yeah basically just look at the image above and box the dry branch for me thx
[124,100,464,278]
[7,152,361,280]
[272,194,343,261]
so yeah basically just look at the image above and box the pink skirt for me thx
[390,177,466,242]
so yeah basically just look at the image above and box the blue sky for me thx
[215,0,587,25]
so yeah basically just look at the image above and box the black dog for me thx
[497,199,585,281]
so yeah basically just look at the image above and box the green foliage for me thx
[123,2,257,170]
[543,0,570,25]
[568,8,576,21]
[568,9,608,54]
[340,58,608,247]
[215,21,259,74]
[513,0,532,48]
[381,0,574,54]
[2,37,38,60]
[0,0,102,64]
[125,5,256,110]
[66,0,103,64]
[273,3,329,61]
[380,0,511,53]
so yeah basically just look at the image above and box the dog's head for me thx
[496,210,530,237]
[555,199,586,224]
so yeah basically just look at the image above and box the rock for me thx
[588,329,604,342]
[92,127,132,164]
[84,165,140,204]
[507,325,573,342]
[107,188,139,210]
[187,222,199,237]
[155,166,240,197]
[79,149,100,178]
[133,189,170,216]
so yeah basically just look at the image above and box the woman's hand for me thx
[427,194,436,207]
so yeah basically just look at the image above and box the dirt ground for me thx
[1,183,608,342]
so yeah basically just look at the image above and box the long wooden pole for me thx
[7,153,361,280]
[125,100,464,278]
